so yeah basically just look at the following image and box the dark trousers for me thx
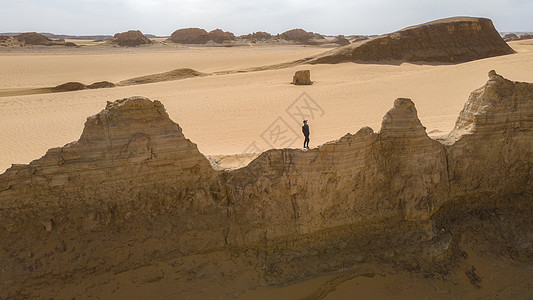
[304,136,310,148]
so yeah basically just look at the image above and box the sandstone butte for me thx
[0,71,532,298]
[105,30,153,47]
[308,17,515,64]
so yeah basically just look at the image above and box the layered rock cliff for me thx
[1,72,532,298]
[309,17,514,64]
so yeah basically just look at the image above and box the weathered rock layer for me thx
[309,17,514,64]
[1,72,532,298]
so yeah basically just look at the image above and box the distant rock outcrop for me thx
[0,32,78,47]
[207,29,236,43]
[291,70,312,85]
[169,28,209,44]
[168,28,235,44]
[240,31,272,41]
[279,28,325,44]
[504,33,533,42]
[503,33,519,41]
[16,32,52,45]
[1,72,532,298]
[309,17,514,64]
[106,30,153,47]
[332,35,350,46]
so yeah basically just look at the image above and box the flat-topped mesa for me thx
[309,17,514,64]
[0,97,214,205]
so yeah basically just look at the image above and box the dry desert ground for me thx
[1,40,533,173]
[1,37,533,299]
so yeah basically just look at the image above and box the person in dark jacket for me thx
[302,120,310,149]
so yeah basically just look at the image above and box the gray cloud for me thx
[1,0,532,35]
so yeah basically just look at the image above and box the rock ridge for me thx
[0,71,532,298]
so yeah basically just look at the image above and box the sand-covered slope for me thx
[309,17,514,64]
[0,71,532,299]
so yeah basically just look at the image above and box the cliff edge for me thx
[0,72,532,298]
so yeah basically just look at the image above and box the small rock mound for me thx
[240,31,272,42]
[280,29,325,44]
[106,30,152,47]
[51,81,116,92]
[15,32,51,45]
[309,17,514,64]
[52,82,87,92]
[291,70,312,85]
[86,81,115,89]
[333,35,350,46]
[168,28,235,44]
[169,28,209,44]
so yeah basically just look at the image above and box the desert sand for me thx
[1,32,533,299]
[1,40,533,173]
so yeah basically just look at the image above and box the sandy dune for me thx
[1,41,533,173]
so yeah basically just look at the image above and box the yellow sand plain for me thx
[1,41,532,173]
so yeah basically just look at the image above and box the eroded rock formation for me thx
[51,81,115,92]
[309,17,514,64]
[333,35,350,46]
[0,32,78,47]
[279,28,325,44]
[1,71,532,298]
[106,30,153,47]
[240,31,272,42]
[207,28,236,43]
[291,70,312,85]
[168,28,235,44]
[504,33,533,42]
[169,28,209,44]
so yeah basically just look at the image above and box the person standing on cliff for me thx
[302,120,310,149]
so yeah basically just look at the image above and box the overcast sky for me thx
[2,0,532,36]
